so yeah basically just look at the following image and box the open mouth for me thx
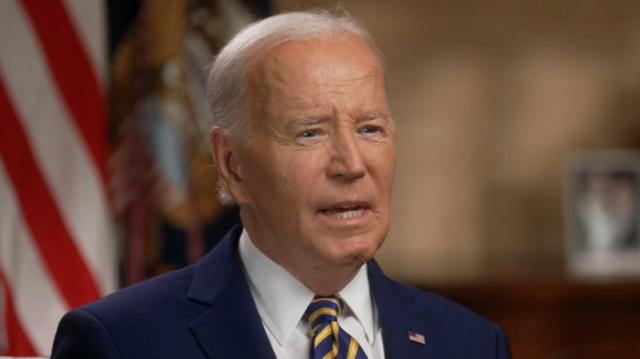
[319,203,370,220]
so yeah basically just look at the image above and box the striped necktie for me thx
[304,295,368,359]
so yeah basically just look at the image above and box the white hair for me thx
[206,10,382,139]
[207,10,383,204]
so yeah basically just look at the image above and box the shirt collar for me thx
[239,229,314,346]
[238,229,376,346]
[338,264,376,344]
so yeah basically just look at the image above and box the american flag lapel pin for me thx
[408,331,426,345]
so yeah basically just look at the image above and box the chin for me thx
[346,249,375,265]
[332,237,381,266]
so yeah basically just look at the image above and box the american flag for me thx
[408,331,427,345]
[0,0,117,356]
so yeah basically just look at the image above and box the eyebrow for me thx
[285,112,390,132]
[285,116,328,132]
[356,113,389,123]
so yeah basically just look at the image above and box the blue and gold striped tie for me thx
[304,295,368,359]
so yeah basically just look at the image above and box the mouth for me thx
[318,202,371,220]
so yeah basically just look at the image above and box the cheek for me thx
[241,151,291,208]
[381,144,397,182]
[280,153,326,201]
[369,145,396,184]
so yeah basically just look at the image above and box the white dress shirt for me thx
[238,229,386,359]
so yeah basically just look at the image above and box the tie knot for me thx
[304,295,342,328]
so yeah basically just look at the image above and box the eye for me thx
[297,129,323,139]
[359,125,383,135]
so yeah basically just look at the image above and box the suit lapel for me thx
[368,261,431,359]
[187,227,276,359]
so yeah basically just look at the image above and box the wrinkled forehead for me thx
[255,35,381,73]
[244,35,386,110]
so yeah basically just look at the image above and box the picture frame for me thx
[566,151,640,278]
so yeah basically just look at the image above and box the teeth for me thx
[325,208,365,219]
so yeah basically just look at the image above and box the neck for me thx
[240,210,366,295]
[297,264,361,295]
[252,236,362,295]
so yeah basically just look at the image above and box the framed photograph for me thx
[566,151,640,278]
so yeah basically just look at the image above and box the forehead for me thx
[245,35,386,110]
[253,34,381,76]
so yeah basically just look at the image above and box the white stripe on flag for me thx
[0,161,68,355]
[0,0,117,296]
[0,3,13,51]
[61,0,107,85]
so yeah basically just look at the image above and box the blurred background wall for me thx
[277,0,640,283]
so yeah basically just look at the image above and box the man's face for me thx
[228,35,395,277]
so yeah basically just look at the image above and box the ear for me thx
[210,129,250,204]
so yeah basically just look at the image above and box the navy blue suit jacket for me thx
[52,227,511,358]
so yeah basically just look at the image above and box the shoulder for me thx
[52,267,220,359]
[370,264,511,358]
[82,265,201,324]
[397,281,511,357]
[52,266,208,359]
[52,269,198,359]
[395,279,492,326]
[81,225,245,325]
[52,307,122,359]
[370,262,494,331]
[52,229,246,358]
[85,264,202,321]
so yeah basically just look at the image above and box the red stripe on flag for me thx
[19,0,108,184]
[0,77,101,308]
[0,272,37,356]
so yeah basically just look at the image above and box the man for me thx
[52,11,511,358]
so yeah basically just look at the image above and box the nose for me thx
[326,130,366,181]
